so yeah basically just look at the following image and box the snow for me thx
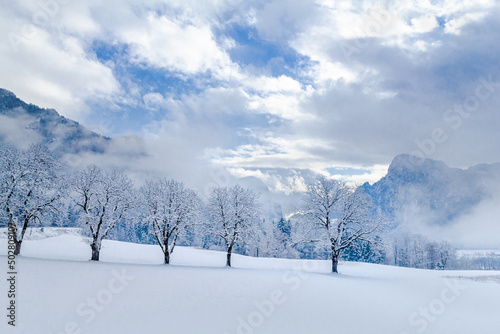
[1,228,500,334]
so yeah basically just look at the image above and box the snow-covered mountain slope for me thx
[0,88,109,154]
[362,154,500,227]
[1,228,500,334]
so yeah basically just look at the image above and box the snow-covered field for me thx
[1,228,500,334]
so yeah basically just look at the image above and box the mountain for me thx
[0,88,109,155]
[362,154,500,226]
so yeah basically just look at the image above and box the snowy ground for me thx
[1,228,500,334]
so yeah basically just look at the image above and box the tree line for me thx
[3,143,465,273]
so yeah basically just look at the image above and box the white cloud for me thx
[308,61,359,87]
[328,164,389,185]
[444,12,488,34]
[248,93,310,121]
[120,13,233,76]
[244,75,303,94]
[411,15,438,33]
[143,92,166,110]
[207,130,338,173]
[288,0,496,86]
[226,167,310,194]
[0,5,120,122]
[0,114,42,149]
[419,191,500,249]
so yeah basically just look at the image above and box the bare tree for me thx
[392,233,455,270]
[0,144,64,255]
[301,178,378,273]
[72,165,136,261]
[207,185,260,267]
[141,178,200,264]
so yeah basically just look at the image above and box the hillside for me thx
[0,88,109,154]
[1,228,500,334]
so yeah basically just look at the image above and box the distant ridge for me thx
[0,88,109,155]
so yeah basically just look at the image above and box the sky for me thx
[1,0,500,193]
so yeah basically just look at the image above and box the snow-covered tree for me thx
[0,144,65,255]
[72,165,136,261]
[140,178,200,264]
[434,241,454,270]
[300,178,378,273]
[268,218,297,258]
[341,235,388,264]
[206,185,260,267]
[392,233,455,270]
[393,233,428,268]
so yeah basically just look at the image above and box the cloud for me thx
[250,0,321,42]
[120,13,234,76]
[0,114,42,149]
[1,0,500,193]
[446,194,500,248]
[405,188,500,249]
[143,92,166,110]
[0,3,121,122]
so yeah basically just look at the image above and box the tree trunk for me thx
[164,250,170,264]
[163,237,171,264]
[226,251,232,267]
[14,239,22,256]
[13,217,30,256]
[91,240,100,261]
[332,253,339,273]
